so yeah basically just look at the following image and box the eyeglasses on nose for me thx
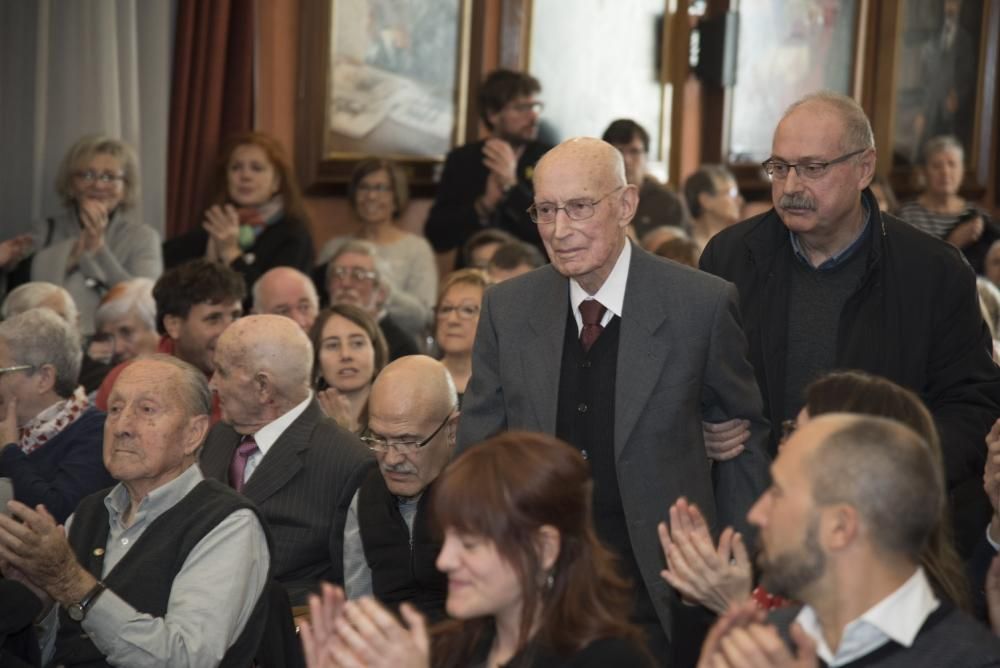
[74,170,126,185]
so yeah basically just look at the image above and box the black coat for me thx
[700,189,1000,554]
[163,215,314,297]
[424,140,550,256]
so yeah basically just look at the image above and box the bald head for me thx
[216,315,313,404]
[534,137,627,192]
[252,267,320,332]
[780,91,874,155]
[794,413,941,559]
[531,138,638,294]
[370,355,457,420]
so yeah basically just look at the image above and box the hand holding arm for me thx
[658,497,752,614]
[703,419,750,461]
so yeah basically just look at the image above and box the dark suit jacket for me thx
[457,243,771,640]
[200,400,374,606]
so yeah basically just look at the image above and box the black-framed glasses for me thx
[74,170,126,185]
[527,186,624,225]
[0,364,33,377]
[436,304,480,320]
[761,149,867,181]
[361,408,456,454]
[507,100,544,114]
[330,266,378,283]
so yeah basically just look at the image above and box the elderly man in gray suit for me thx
[200,315,374,606]
[457,137,771,665]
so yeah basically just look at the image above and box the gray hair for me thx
[326,239,393,289]
[251,267,319,313]
[0,308,82,397]
[809,415,941,560]
[784,91,875,153]
[54,134,140,210]
[130,353,212,418]
[921,135,965,165]
[1,282,79,327]
[95,278,157,332]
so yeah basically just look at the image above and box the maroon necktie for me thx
[228,435,259,493]
[579,299,607,353]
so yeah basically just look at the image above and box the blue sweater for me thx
[0,407,113,523]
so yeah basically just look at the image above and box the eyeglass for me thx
[361,408,456,453]
[330,266,378,283]
[357,183,393,194]
[74,170,126,185]
[0,364,33,377]
[527,186,624,225]
[507,101,544,114]
[761,149,867,181]
[436,304,480,320]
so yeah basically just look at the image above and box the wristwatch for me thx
[66,581,107,622]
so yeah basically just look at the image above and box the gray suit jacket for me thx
[200,399,375,606]
[457,244,771,638]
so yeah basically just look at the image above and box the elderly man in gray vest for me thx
[0,354,270,667]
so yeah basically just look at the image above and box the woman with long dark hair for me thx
[302,432,653,667]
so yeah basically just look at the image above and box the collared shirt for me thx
[790,204,871,271]
[42,464,270,666]
[244,391,313,482]
[342,488,421,599]
[794,567,940,666]
[569,239,632,333]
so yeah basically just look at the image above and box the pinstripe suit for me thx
[200,399,374,606]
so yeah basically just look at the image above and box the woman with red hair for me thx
[302,432,653,667]
[163,132,314,294]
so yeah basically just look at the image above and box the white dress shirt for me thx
[569,240,632,334]
[794,567,939,666]
[243,391,313,483]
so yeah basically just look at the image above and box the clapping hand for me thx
[76,199,110,255]
[203,205,242,264]
[0,235,32,270]
[658,497,752,615]
[697,600,818,668]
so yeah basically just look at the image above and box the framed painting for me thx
[296,0,473,194]
[876,0,999,197]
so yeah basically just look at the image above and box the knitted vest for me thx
[51,479,268,668]
[357,468,447,620]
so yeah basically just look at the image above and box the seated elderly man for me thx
[1,282,79,326]
[0,309,111,523]
[94,278,159,363]
[200,315,374,606]
[0,354,270,666]
[343,355,456,619]
[324,240,420,360]
[252,266,320,333]
[700,414,1000,666]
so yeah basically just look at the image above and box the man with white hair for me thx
[0,354,270,666]
[1,282,79,327]
[325,241,420,360]
[252,266,320,333]
[458,136,771,663]
[200,315,374,605]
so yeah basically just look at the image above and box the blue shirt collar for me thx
[790,204,871,271]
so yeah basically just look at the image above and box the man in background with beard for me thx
[697,414,1000,666]
[425,69,551,268]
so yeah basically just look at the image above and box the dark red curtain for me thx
[166,0,254,239]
